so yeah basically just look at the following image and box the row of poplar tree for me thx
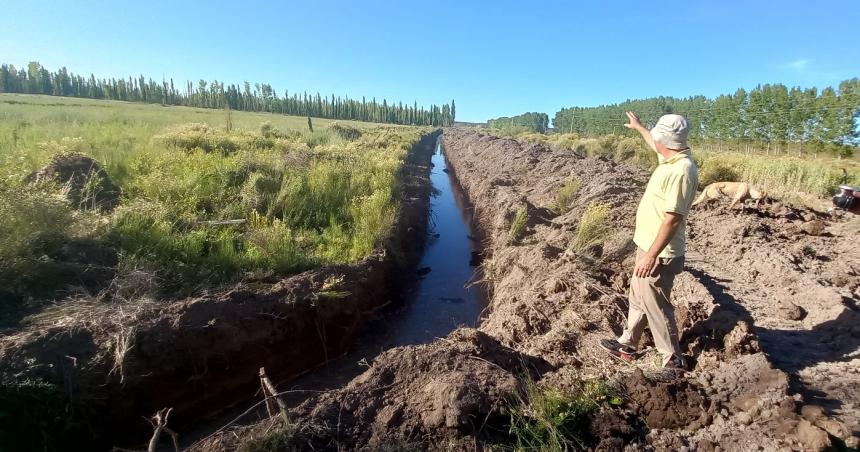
[487,112,550,133]
[550,79,860,155]
[0,62,456,126]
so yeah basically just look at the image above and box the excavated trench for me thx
[182,135,489,446]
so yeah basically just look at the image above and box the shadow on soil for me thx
[686,266,860,427]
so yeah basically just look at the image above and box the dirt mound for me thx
[683,202,860,448]
[289,328,551,449]
[28,153,121,210]
[192,328,552,451]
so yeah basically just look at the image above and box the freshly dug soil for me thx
[0,131,441,451]
[202,129,859,451]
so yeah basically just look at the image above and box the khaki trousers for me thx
[618,248,684,364]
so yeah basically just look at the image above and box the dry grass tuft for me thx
[23,295,156,384]
[572,203,611,254]
[509,204,529,244]
[552,178,581,214]
[315,275,350,299]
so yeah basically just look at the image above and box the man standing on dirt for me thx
[600,112,698,370]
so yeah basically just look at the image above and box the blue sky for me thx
[1,0,858,123]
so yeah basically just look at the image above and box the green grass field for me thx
[0,93,408,178]
[0,93,424,308]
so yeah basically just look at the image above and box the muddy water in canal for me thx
[289,135,486,383]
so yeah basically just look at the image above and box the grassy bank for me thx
[486,127,860,204]
[0,94,424,309]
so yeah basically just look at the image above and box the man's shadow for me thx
[683,267,860,422]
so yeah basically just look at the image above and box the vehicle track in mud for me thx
[199,129,859,451]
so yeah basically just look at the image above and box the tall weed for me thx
[509,204,529,244]
[552,178,581,214]
[0,183,93,302]
[572,203,611,254]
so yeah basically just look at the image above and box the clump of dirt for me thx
[28,153,121,210]
[623,368,712,429]
[587,408,644,450]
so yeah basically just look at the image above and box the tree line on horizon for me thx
[551,79,860,155]
[0,62,456,126]
[487,112,549,133]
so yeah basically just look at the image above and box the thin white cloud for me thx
[785,58,811,71]
[780,58,850,82]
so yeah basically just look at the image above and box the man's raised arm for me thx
[623,111,657,152]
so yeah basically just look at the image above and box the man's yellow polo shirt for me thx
[633,149,698,258]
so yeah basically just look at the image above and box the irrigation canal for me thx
[185,135,486,445]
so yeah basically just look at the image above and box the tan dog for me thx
[692,182,768,209]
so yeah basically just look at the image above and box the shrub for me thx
[545,133,580,151]
[487,124,533,137]
[260,122,302,140]
[515,131,550,146]
[329,123,362,141]
[509,204,529,244]
[246,213,312,274]
[572,202,611,254]
[615,137,645,161]
[155,123,270,154]
[597,135,619,155]
[241,172,282,212]
[552,178,581,214]
[698,161,740,187]
[508,379,621,451]
[259,121,274,138]
[302,129,341,148]
[576,138,603,157]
